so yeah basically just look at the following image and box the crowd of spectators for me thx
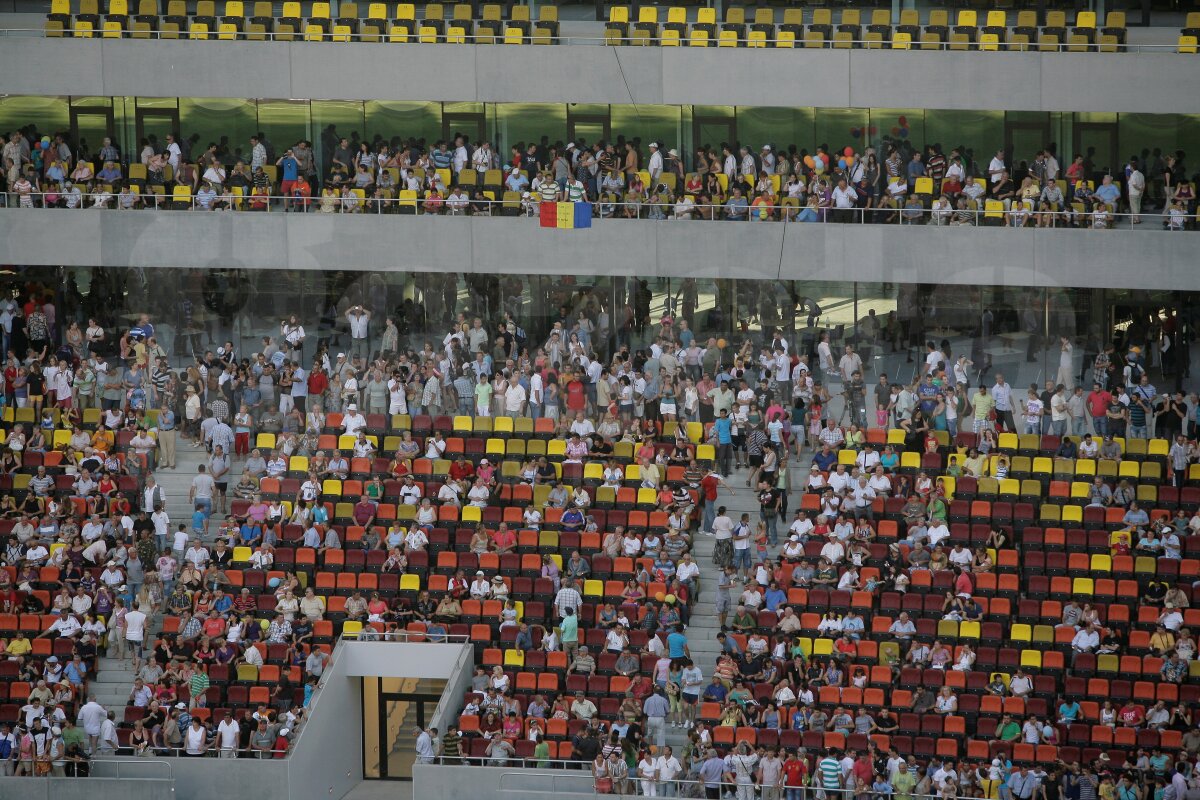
[4,125,1199,228]
[2,272,1200,795]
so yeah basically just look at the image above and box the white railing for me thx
[3,189,1192,231]
[8,25,1194,52]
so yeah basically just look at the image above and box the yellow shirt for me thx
[6,637,31,656]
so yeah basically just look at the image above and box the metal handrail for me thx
[82,756,176,779]
[493,766,947,795]
[3,189,1192,230]
[6,25,1195,52]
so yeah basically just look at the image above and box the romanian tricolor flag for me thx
[539,201,592,229]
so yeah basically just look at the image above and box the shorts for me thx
[126,637,144,657]
[682,692,698,705]
[715,591,731,614]
[733,548,752,569]
[215,483,228,492]
[281,179,297,195]
[749,454,763,467]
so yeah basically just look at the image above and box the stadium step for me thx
[655,469,761,751]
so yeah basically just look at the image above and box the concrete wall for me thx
[0,38,1196,112]
[0,777,175,800]
[413,763,600,800]
[0,208,1193,292]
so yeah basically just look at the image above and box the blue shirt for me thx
[812,450,837,471]
[279,156,299,182]
[667,631,688,658]
[764,588,787,611]
[702,683,728,703]
[714,417,732,445]
[240,524,262,545]
[192,510,207,530]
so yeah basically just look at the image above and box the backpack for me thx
[1127,361,1143,385]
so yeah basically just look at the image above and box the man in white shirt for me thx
[216,710,241,758]
[831,178,859,222]
[165,133,182,172]
[988,149,1006,184]
[1071,623,1099,654]
[656,745,683,795]
[124,604,148,671]
[78,697,107,754]
[503,376,526,418]
[647,142,663,181]
[41,611,82,640]
[342,404,367,436]
[184,541,210,569]
[927,521,950,547]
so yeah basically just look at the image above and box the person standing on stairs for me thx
[157,401,177,470]
[711,507,734,572]
[700,466,732,535]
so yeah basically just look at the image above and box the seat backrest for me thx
[281,1,300,17]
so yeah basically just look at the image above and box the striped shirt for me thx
[819,757,842,789]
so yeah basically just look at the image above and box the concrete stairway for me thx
[152,443,217,534]
[661,467,761,753]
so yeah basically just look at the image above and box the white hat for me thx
[480,458,489,465]
[175,702,187,709]
[337,353,345,359]
[565,143,575,150]
[668,149,679,157]
[789,535,800,542]
[47,656,59,663]
[279,728,291,737]
[51,726,61,735]
[511,167,520,174]
[476,570,485,576]
[347,404,357,410]
[649,142,659,148]
[762,144,772,152]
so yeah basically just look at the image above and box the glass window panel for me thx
[180,98,258,164]
[814,108,868,160]
[311,100,367,178]
[0,96,68,140]
[925,110,1003,170]
[365,101,440,150]
[736,107,813,157]
[256,100,312,155]
[492,103,566,154]
[1118,113,1200,172]
[608,104,681,157]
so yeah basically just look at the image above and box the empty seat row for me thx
[45,0,559,41]
[603,7,1128,49]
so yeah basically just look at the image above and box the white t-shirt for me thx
[217,719,241,749]
[124,609,147,642]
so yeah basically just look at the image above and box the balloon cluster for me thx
[890,116,911,138]
[40,136,51,151]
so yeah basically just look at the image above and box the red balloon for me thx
[868,126,878,136]
[899,115,908,126]
[843,146,854,157]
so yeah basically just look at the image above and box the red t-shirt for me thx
[1087,390,1112,417]
[1119,705,1144,725]
[566,380,586,411]
[783,760,808,787]
[701,474,719,502]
